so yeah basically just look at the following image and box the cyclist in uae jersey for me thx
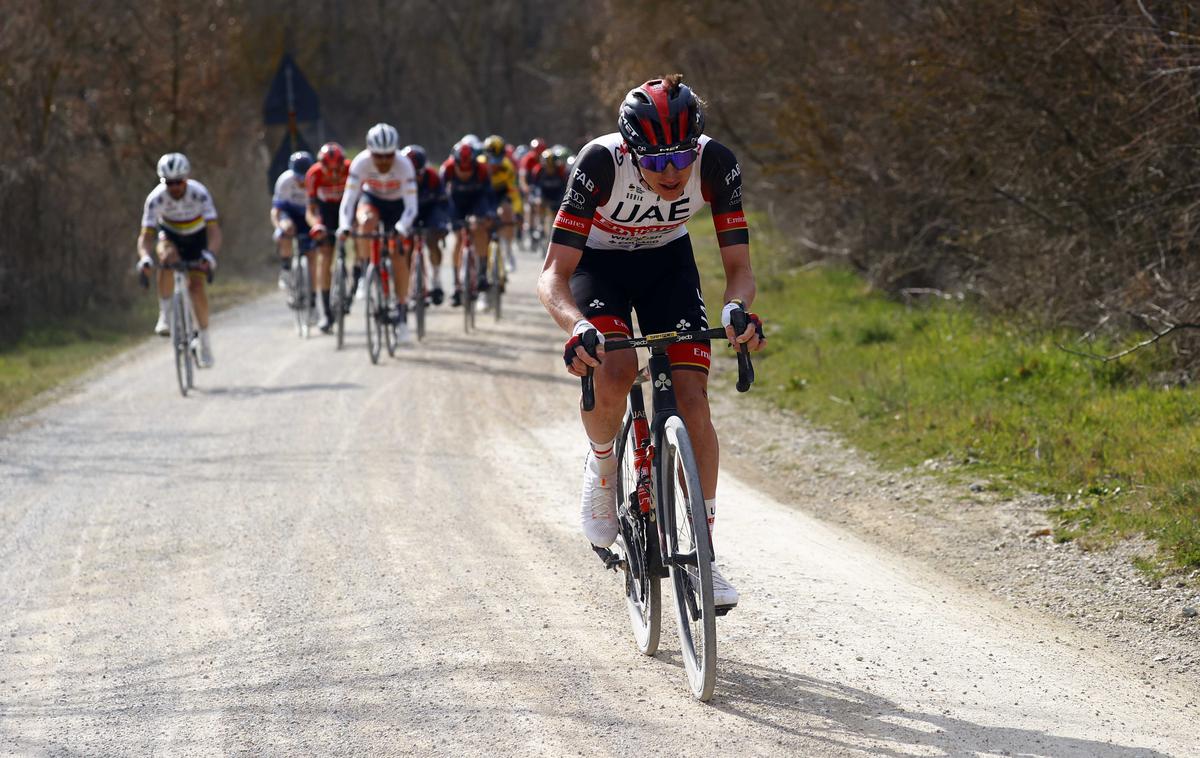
[306,142,350,332]
[401,144,451,305]
[440,140,495,306]
[537,76,765,611]
[135,152,221,367]
[519,138,547,241]
[337,123,419,345]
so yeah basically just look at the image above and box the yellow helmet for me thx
[483,135,505,161]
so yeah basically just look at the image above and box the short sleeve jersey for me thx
[272,170,307,216]
[140,179,219,236]
[338,150,418,231]
[306,159,350,204]
[551,133,747,252]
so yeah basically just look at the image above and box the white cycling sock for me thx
[589,436,618,476]
[705,497,717,539]
[159,297,171,314]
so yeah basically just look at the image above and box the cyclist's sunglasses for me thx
[164,179,185,186]
[637,149,697,173]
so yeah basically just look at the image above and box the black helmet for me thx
[617,77,704,156]
[289,150,314,174]
[401,144,427,172]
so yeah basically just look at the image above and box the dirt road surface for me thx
[1,260,1195,756]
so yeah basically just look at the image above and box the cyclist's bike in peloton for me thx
[140,259,212,397]
[580,308,757,701]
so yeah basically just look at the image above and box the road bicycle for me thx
[407,225,443,342]
[351,228,402,363]
[459,224,481,334]
[284,237,316,339]
[330,238,350,350]
[141,259,212,397]
[483,221,513,322]
[581,309,756,701]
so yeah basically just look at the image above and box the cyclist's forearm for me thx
[538,244,585,332]
[137,229,155,260]
[719,243,755,307]
[206,223,223,255]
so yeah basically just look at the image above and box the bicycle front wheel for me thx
[660,415,716,701]
[364,265,383,364]
[171,294,188,397]
[490,241,504,322]
[462,247,476,333]
[413,250,426,341]
[332,259,347,350]
[616,406,661,656]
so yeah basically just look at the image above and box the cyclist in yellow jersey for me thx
[483,135,522,271]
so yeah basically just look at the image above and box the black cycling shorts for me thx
[158,225,208,262]
[569,233,711,372]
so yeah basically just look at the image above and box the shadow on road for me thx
[197,382,363,398]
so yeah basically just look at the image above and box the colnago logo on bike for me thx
[654,373,672,390]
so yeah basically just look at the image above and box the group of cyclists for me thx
[269,130,575,342]
[135,74,763,611]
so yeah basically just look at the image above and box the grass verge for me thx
[0,276,271,419]
[690,213,1200,573]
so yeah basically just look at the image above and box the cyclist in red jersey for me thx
[537,76,764,611]
[306,142,350,332]
[519,138,546,240]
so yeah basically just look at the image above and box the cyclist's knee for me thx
[674,373,712,416]
[596,350,638,397]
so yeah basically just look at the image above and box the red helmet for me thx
[318,142,345,166]
[617,78,704,156]
[454,141,475,167]
[530,138,547,154]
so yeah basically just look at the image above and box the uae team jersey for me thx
[338,150,418,232]
[140,179,219,236]
[551,133,748,252]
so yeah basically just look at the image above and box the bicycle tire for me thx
[661,415,717,701]
[462,245,476,333]
[172,293,188,397]
[490,239,504,322]
[413,246,426,341]
[364,264,383,364]
[384,257,397,357]
[616,406,661,656]
[332,259,347,350]
[292,254,309,339]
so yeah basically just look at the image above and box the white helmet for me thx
[157,152,190,181]
[366,123,400,154]
[461,133,483,152]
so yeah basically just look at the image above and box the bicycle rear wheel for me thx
[660,415,716,701]
[332,258,347,350]
[364,264,383,364]
[616,404,661,656]
[171,293,188,397]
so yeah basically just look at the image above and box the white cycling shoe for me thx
[688,562,739,610]
[154,312,170,337]
[197,331,214,368]
[395,322,414,346]
[580,452,618,547]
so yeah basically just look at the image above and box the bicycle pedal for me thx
[591,544,624,572]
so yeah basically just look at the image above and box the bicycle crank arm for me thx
[666,551,698,567]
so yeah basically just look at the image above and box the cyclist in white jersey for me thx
[537,76,765,611]
[135,152,221,367]
[272,151,316,308]
[337,123,419,344]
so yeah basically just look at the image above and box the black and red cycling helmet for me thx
[617,76,705,156]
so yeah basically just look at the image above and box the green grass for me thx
[689,212,1200,573]
[0,277,270,419]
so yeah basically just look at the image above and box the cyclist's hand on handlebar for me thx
[721,300,766,352]
[136,255,154,273]
[564,319,605,377]
[201,250,218,271]
[336,226,351,240]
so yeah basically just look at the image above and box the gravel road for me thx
[1,260,1196,756]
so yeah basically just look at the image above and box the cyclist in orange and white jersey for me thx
[336,123,419,344]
